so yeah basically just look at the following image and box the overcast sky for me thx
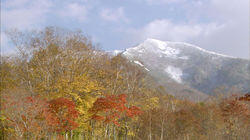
[1,0,249,58]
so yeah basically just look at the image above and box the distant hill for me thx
[110,39,250,100]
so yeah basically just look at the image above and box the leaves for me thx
[90,94,142,126]
[48,97,79,132]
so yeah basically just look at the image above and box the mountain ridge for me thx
[110,38,250,99]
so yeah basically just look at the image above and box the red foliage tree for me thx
[2,90,80,138]
[219,95,250,134]
[48,97,79,132]
[237,93,250,101]
[89,94,142,126]
[2,90,53,139]
[221,95,249,118]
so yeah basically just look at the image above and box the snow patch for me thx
[164,66,183,83]
[161,47,180,56]
[144,38,236,59]
[164,41,236,59]
[144,38,181,59]
[145,68,150,71]
[145,38,167,50]
[121,38,237,60]
[133,61,150,71]
[134,61,144,67]
[113,50,123,55]
[107,50,123,56]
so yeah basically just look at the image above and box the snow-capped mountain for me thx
[115,38,250,97]
[107,50,123,56]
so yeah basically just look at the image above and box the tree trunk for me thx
[125,122,128,140]
[65,133,68,140]
[82,132,85,140]
[113,125,116,140]
[160,119,165,140]
[70,130,73,139]
[105,124,109,138]
[149,112,152,140]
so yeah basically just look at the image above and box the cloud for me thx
[197,0,249,58]
[210,0,248,19]
[2,0,90,29]
[3,0,30,8]
[57,3,88,22]
[100,7,129,22]
[126,18,249,58]
[1,0,53,55]
[1,32,16,55]
[1,32,8,49]
[145,0,186,5]
[125,0,249,58]
[2,0,52,29]
[127,19,224,43]
[1,0,249,58]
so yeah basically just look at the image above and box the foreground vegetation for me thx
[0,27,249,140]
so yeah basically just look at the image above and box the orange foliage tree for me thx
[89,94,142,126]
[2,89,79,139]
[47,97,79,133]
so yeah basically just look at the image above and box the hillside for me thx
[112,39,250,99]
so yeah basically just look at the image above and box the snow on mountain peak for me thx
[144,38,237,59]
[123,38,183,59]
[107,50,123,56]
[121,38,239,60]
[144,38,181,57]
[113,50,123,55]
[144,38,167,50]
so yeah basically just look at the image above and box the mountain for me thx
[113,39,250,100]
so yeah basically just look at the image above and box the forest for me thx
[0,27,249,140]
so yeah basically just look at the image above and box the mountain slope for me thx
[117,38,250,97]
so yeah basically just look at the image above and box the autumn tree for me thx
[89,94,142,139]
[2,88,50,139]
[219,94,249,139]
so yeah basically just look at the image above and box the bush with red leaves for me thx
[48,97,79,132]
[89,94,142,126]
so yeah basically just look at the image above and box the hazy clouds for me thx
[1,0,249,58]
